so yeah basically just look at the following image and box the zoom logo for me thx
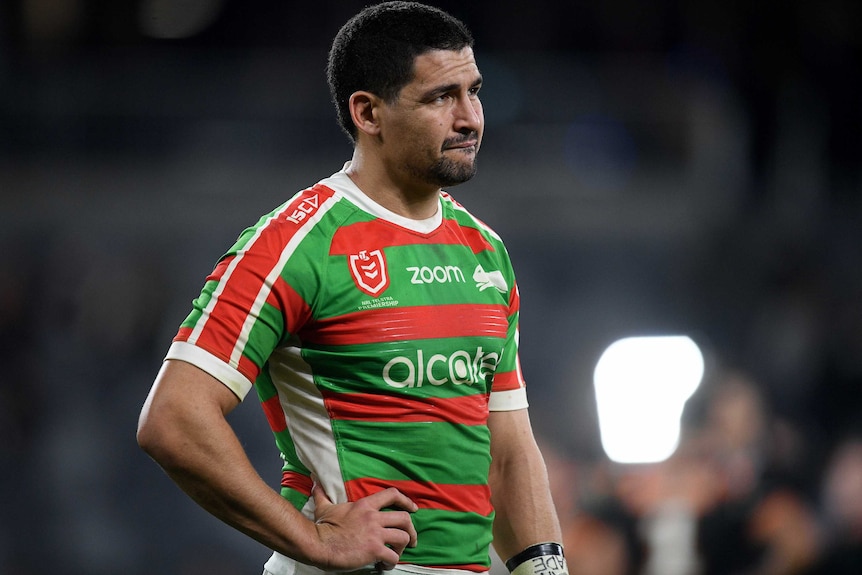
[383,348,500,389]
[407,265,466,285]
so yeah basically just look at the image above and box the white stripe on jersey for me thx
[267,346,348,503]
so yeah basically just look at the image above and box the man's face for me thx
[377,47,484,190]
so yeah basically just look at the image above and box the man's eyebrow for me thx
[422,75,484,99]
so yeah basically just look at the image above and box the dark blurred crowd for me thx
[545,368,862,575]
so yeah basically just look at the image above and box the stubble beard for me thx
[427,154,478,188]
[433,132,481,187]
[403,132,481,189]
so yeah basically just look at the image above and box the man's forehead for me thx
[411,47,480,84]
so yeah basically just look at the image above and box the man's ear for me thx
[348,91,382,138]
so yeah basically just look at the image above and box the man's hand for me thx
[312,484,419,571]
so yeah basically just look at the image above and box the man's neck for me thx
[345,153,440,220]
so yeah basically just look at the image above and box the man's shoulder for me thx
[257,178,364,234]
[440,191,503,244]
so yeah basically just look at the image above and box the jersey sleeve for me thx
[168,188,327,399]
[488,252,529,411]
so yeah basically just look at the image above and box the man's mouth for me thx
[443,134,479,151]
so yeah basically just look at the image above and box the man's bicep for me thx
[151,359,242,415]
[138,359,242,450]
[488,408,538,460]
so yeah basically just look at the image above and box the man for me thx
[137,3,566,575]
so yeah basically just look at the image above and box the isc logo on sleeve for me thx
[285,194,320,224]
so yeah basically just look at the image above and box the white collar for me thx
[319,162,443,234]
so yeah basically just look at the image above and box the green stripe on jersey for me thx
[400,508,494,568]
[242,301,285,367]
[333,420,491,485]
[280,485,310,510]
[179,278,219,330]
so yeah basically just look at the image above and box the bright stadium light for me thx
[593,335,704,464]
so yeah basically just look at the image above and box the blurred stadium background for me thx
[1,1,861,573]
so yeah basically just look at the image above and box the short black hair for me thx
[326,1,474,141]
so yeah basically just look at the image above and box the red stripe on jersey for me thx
[454,222,495,254]
[419,564,487,573]
[174,326,193,342]
[301,304,508,346]
[281,470,313,496]
[508,281,520,314]
[191,249,274,377]
[268,276,313,336]
[345,477,493,516]
[261,394,287,432]
[490,369,524,392]
[238,355,260,385]
[322,391,488,426]
[329,218,493,255]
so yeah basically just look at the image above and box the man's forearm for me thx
[487,410,563,563]
[150,430,319,563]
[489,441,562,560]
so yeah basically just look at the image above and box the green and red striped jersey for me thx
[166,165,528,573]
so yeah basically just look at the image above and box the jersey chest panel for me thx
[298,219,511,398]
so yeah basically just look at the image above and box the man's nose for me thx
[453,95,482,132]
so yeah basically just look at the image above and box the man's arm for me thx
[488,408,566,572]
[136,359,417,571]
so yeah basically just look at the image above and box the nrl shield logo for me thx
[349,249,390,296]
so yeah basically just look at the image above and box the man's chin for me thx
[434,160,478,187]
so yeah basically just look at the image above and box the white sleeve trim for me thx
[488,387,529,412]
[164,341,254,400]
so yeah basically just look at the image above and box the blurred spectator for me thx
[565,507,637,575]
[806,433,862,574]
[694,371,820,575]
[540,436,643,575]
[567,459,644,575]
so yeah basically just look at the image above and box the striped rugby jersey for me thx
[165,164,528,573]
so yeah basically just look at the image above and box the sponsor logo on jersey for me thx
[285,194,320,224]
[406,265,467,285]
[349,249,390,297]
[473,265,508,293]
[382,347,500,388]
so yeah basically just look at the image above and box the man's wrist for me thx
[505,542,567,575]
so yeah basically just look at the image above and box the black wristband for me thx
[505,543,565,572]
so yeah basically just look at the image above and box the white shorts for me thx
[263,557,487,575]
